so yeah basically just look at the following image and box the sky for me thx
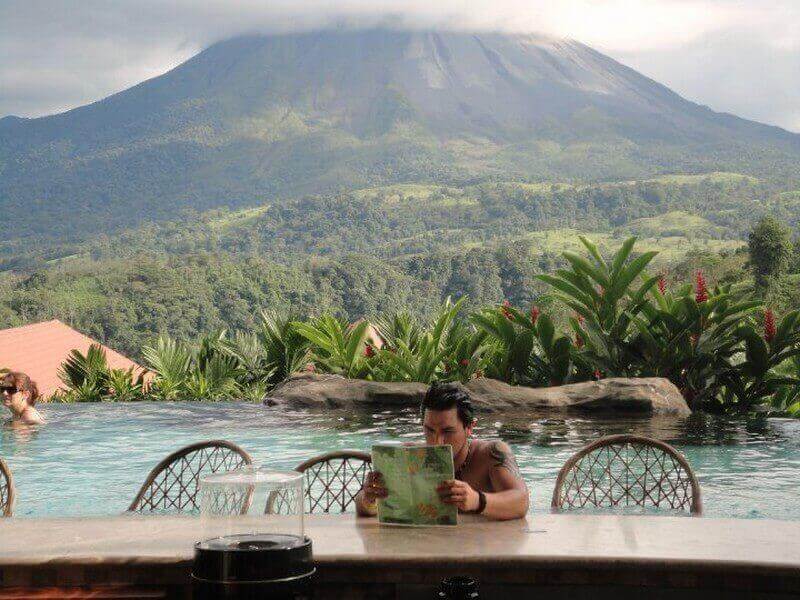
[1,0,798,132]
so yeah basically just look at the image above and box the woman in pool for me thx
[2,371,44,425]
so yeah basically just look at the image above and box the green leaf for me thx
[563,252,611,288]
[740,327,769,376]
[610,237,637,277]
[537,314,555,350]
[609,251,658,300]
[536,274,595,307]
[578,236,608,270]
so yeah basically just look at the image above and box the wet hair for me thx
[1,372,40,406]
[420,381,475,428]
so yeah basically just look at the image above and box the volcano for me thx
[1,29,798,240]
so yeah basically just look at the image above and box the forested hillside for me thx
[4,173,800,359]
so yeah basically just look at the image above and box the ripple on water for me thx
[0,403,798,519]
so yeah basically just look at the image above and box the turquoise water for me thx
[1,403,799,519]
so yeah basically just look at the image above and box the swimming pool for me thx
[2,403,799,519]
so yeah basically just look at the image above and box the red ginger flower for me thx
[530,305,540,324]
[574,313,585,348]
[501,299,513,320]
[695,270,708,303]
[764,308,777,344]
[658,274,667,295]
[593,369,602,380]
[460,359,470,367]
[364,343,375,358]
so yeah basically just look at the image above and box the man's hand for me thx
[437,479,479,512]
[362,471,388,504]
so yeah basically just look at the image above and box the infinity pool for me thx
[2,403,799,519]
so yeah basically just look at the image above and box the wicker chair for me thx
[0,457,14,517]
[128,440,253,514]
[551,434,702,515]
[267,451,372,514]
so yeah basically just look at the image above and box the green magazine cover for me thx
[371,443,458,526]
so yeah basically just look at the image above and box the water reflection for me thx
[1,419,43,446]
[311,407,782,449]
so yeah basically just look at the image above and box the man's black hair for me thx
[420,381,475,428]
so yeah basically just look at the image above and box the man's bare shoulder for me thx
[474,439,522,479]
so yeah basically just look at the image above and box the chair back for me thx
[128,440,252,514]
[267,451,371,514]
[551,434,702,515]
[0,458,13,517]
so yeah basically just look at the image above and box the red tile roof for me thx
[0,320,146,399]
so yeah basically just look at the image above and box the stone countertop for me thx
[1,513,799,575]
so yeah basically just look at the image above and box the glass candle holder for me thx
[199,466,305,539]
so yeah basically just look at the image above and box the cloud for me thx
[0,0,797,131]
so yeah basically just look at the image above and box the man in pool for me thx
[355,381,529,520]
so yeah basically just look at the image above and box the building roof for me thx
[347,318,386,349]
[0,320,146,399]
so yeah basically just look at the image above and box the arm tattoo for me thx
[489,442,522,479]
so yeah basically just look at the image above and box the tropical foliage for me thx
[56,344,145,402]
[50,237,800,416]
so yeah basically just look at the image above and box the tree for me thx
[748,216,791,291]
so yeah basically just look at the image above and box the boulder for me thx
[263,372,428,409]
[264,373,690,416]
[464,377,690,416]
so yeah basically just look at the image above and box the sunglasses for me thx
[0,386,17,394]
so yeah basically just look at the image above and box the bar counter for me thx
[1,513,799,598]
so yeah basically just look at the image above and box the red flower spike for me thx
[530,305,540,324]
[593,369,602,380]
[364,343,375,358]
[460,359,470,367]
[764,309,777,344]
[695,270,708,304]
[576,314,585,326]
[501,299,513,320]
[658,274,667,295]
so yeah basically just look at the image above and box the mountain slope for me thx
[1,29,799,243]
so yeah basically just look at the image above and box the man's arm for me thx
[438,441,529,520]
[355,471,385,517]
[483,441,529,520]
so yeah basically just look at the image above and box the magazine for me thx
[371,442,458,526]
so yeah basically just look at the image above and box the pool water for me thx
[2,403,799,519]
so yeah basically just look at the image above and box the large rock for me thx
[263,373,690,416]
[464,377,690,416]
[263,373,428,409]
